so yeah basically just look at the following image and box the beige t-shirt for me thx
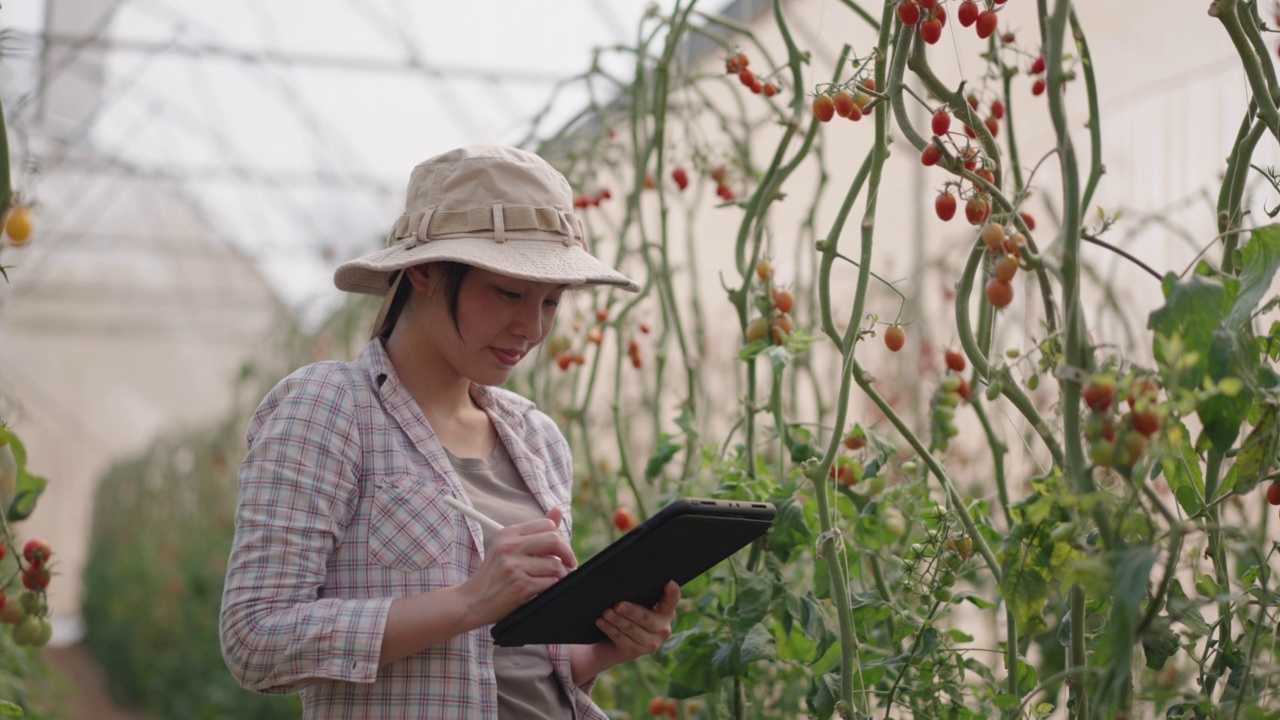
[445,442,575,719]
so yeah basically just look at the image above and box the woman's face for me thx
[408,265,565,387]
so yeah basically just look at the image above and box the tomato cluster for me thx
[978,222,1026,310]
[572,188,613,209]
[924,98,1016,238]
[0,537,54,647]
[930,368,969,452]
[745,259,797,347]
[811,78,876,124]
[830,424,889,496]
[709,165,735,201]
[551,307,650,373]
[548,330,586,372]
[896,0,949,45]
[725,51,777,97]
[1082,376,1164,472]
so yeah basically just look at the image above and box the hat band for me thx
[389,204,582,249]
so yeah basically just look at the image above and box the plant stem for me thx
[955,242,1065,467]
[1043,0,1097,716]
[1214,0,1280,143]
[1069,9,1105,215]
[1217,104,1265,274]
[1202,450,1235,699]
[0,98,10,216]
[853,365,1003,585]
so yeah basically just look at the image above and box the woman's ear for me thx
[404,264,432,292]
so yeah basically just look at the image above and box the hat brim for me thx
[334,236,640,295]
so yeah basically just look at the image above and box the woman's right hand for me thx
[459,507,578,626]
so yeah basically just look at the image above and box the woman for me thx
[219,145,678,719]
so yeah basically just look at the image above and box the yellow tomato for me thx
[4,206,33,246]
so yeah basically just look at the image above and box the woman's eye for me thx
[497,288,521,300]
[544,298,561,308]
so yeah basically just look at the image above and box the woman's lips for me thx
[491,348,523,367]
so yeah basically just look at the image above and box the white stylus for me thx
[443,496,505,534]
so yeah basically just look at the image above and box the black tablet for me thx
[491,498,776,647]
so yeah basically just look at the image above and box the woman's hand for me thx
[571,581,680,686]
[459,507,578,627]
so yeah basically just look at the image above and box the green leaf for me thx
[1016,658,1039,697]
[1149,272,1229,391]
[0,426,49,522]
[1165,580,1211,636]
[674,404,698,439]
[806,673,841,719]
[993,694,1021,710]
[1141,615,1181,670]
[767,496,812,562]
[1235,405,1279,494]
[643,433,682,482]
[1099,548,1158,703]
[661,630,717,692]
[1162,434,1205,514]
[1225,224,1280,327]
[0,701,22,717]
[730,570,773,632]
[712,622,777,677]
[1199,326,1256,450]
[1000,559,1050,635]
[951,590,998,609]
[797,593,836,662]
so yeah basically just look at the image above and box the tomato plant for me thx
[56,4,1280,720]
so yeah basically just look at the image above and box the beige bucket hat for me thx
[335,146,639,307]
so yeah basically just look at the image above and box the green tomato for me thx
[1089,439,1114,468]
[881,506,907,539]
[863,475,887,497]
[12,615,40,645]
[1049,521,1077,545]
[34,618,52,647]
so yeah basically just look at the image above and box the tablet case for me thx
[491,498,776,647]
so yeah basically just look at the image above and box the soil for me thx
[41,644,154,720]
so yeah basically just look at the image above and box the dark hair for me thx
[374,262,471,340]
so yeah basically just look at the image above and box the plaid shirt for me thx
[220,339,606,719]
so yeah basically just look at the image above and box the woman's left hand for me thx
[571,581,680,686]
